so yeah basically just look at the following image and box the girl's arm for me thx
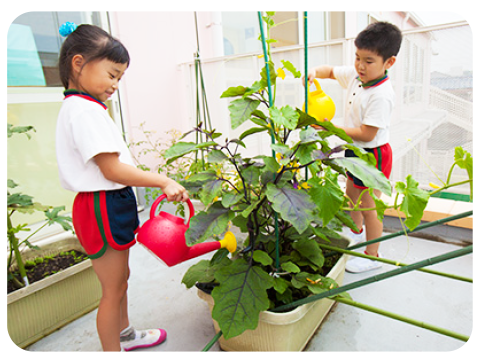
[94,152,188,202]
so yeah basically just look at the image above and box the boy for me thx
[306,21,402,273]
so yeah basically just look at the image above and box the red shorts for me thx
[345,143,392,189]
[72,187,139,259]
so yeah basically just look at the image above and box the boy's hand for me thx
[302,69,317,86]
[162,179,189,203]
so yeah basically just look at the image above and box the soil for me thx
[7,250,88,294]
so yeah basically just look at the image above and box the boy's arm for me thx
[339,124,379,143]
[306,65,335,84]
[94,152,188,202]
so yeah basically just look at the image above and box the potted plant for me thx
[7,124,102,348]
[165,13,472,350]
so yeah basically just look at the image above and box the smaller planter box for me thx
[7,234,102,348]
[198,236,350,351]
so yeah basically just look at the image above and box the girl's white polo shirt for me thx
[56,95,134,192]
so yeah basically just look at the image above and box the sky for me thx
[414,11,467,26]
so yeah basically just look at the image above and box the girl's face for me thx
[70,56,128,102]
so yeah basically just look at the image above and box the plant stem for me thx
[7,213,29,287]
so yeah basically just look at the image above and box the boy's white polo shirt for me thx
[333,66,394,149]
[56,95,134,192]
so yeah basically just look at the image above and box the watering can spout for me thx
[185,232,237,261]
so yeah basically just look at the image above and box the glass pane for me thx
[221,12,262,56]
[8,11,101,87]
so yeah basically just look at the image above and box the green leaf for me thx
[229,98,261,129]
[185,202,234,244]
[7,179,18,189]
[308,177,344,225]
[281,60,301,78]
[221,192,244,207]
[370,188,389,221]
[211,259,274,339]
[260,61,276,88]
[333,157,392,196]
[181,258,231,288]
[453,146,473,199]
[199,178,223,205]
[395,175,430,230]
[207,149,228,163]
[280,261,300,273]
[292,238,325,268]
[221,86,247,98]
[239,126,268,140]
[164,142,197,161]
[45,206,73,231]
[253,250,273,266]
[265,183,317,233]
[269,105,299,130]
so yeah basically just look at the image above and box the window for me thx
[7,12,113,228]
[221,11,342,56]
[8,12,103,87]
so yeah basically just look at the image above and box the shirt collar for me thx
[357,71,389,89]
[63,89,108,110]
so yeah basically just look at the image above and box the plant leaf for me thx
[332,157,392,196]
[281,60,301,78]
[253,250,273,266]
[269,105,299,130]
[265,183,317,233]
[221,86,247,98]
[229,98,261,129]
[308,177,344,225]
[395,175,430,230]
[185,202,234,244]
[292,238,325,268]
[211,259,274,339]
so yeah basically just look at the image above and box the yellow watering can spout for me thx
[303,79,336,123]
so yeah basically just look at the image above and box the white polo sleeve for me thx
[70,109,122,164]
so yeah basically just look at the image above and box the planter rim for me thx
[7,234,91,304]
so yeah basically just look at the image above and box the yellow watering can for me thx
[303,79,336,123]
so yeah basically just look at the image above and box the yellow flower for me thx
[429,182,441,189]
[300,182,310,190]
[277,68,286,80]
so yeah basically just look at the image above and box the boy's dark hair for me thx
[58,24,130,89]
[354,22,402,61]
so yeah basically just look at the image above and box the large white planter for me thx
[7,234,102,348]
[198,237,350,351]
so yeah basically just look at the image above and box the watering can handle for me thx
[149,194,195,225]
[309,79,322,93]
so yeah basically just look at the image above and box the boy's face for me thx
[355,48,396,84]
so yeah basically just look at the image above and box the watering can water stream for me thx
[137,194,237,267]
[303,79,336,123]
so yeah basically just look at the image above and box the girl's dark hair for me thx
[58,24,130,89]
[354,22,403,61]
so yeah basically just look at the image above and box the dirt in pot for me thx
[7,250,88,294]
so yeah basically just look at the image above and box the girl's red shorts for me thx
[72,187,139,259]
[345,143,392,189]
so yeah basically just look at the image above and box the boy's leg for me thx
[91,246,130,351]
[359,188,383,256]
[345,179,364,232]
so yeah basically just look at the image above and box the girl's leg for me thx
[91,246,130,351]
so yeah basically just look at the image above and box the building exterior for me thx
[7,11,472,233]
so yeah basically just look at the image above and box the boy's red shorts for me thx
[72,187,139,259]
[345,143,392,189]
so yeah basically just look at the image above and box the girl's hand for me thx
[161,179,189,203]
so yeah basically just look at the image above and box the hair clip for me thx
[59,22,78,37]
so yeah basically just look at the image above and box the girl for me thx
[56,22,189,351]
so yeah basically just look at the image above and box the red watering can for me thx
[136,194,237,267]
